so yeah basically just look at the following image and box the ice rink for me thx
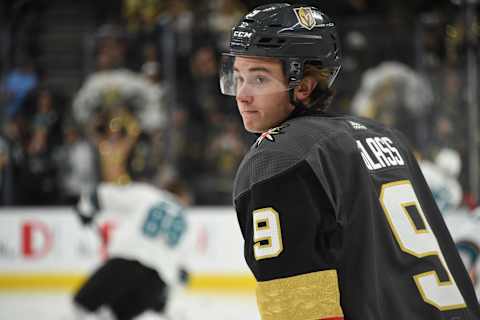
[0,290,260,320]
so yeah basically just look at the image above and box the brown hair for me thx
[302,64,335,110]
[162,178,192,206]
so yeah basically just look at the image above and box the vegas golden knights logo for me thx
[293,7,316,30]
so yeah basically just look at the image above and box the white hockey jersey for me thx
[95,182,188,286]
[444,210,480,298]
[419,159,462,212]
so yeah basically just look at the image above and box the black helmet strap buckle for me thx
[287,58,304,89]
[286,58,307,112]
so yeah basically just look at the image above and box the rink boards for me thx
[0,207,255,293]
[1,207,479,297]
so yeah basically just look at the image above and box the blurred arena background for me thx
[0,0,479,319]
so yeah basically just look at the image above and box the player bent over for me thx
[71,180,191,320]
[220,3,480,319]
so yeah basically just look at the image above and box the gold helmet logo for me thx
[293,7,316,30]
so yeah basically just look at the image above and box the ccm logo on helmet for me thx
[233,31,253,39]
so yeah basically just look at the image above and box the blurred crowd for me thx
[0,0,477,207]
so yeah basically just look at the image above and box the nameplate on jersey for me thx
[356,136,404,170]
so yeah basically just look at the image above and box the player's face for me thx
[233,57,293,133]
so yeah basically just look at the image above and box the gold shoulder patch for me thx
[256,269,343,320]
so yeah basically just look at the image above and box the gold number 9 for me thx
[380,180,466,310]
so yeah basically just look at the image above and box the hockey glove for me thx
[74,188,100,226]
[179,267,190,285]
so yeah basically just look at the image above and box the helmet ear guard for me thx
[286,59,303,89]
[285,59,341,90]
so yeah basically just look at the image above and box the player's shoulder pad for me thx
[234,116,346,198]
[251,115,347,154]
[234,145,302,200]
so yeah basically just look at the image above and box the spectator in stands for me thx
[189,45,225,123]
[73,24,165,138]
[140,60,167,133]
[89,108,140,185]
[54,119,98,205]
[156,0,194,110]
[95,24,128,70]
[30,88,63,148]
[201,120,248,204]
[3,0,467,208]
[0,134,14,205]
[123,0,161,35]
[0,56,38,122]
[351,61,434,150]
[2,115,27,204]
[141,42,160,69]
[157,0,193,56]
[171,45,223,190]
[137,60,170,178]
[207,0,246,51]
[21,88,62,205]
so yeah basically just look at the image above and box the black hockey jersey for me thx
[233,110,480,320]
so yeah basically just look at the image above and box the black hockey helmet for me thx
[220,3,341,96]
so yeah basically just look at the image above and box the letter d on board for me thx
[21,220,53,258]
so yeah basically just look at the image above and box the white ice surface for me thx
[0,291,260,320]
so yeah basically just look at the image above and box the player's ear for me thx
[293,76,318,104]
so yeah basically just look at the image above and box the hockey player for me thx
[72,180,191,320]
[419,148,463,213]
[219,3,480,319]
[444,209,480,298]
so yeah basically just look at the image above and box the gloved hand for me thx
[179,267,190,285]
[74,189,100,226]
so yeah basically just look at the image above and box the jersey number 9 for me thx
[380,180,466,311]
[253,207,283,260]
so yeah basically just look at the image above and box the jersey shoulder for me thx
[234,113,383,199]
[251,113,395,159]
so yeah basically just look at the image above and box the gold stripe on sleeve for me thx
[256,269,343,320]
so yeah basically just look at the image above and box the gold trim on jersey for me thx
[256,269,343,320]
[414,271,467,311]
[380,180,467,310]
[400,201,428,234]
